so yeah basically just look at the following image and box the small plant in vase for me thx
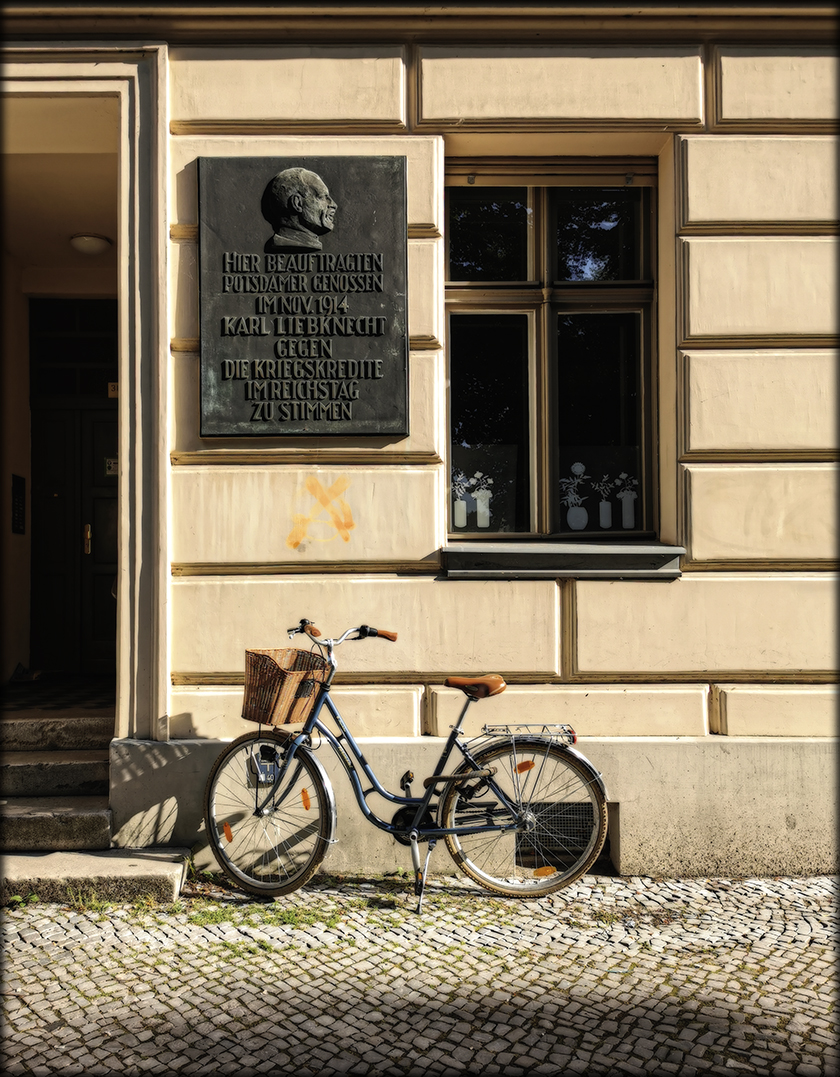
[451,469,472,528]
[471,471,494,528]
[591,474,617,529]
[615,472,639,529]
[559,462,590,530]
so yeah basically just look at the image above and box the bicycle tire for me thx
[440,738,607,897]
[203,730,335,897]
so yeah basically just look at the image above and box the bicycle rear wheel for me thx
[440,739,607,897]
[203,730,335,897]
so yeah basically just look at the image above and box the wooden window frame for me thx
[446,157,659,543]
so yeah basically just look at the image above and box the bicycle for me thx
[203,619,609,911]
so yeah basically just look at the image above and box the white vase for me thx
[599,501,612,529]
[566,505,588,530]
[475,489,492,528]
[619,491,637,528]
[453,499,467,528]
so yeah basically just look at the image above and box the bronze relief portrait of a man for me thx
[261,167,338,253]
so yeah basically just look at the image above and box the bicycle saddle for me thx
[445,674,506,699]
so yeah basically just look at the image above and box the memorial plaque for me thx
[198,156,408,436]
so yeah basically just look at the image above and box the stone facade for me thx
[1,4,836,874]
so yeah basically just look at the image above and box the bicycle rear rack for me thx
[470,723,578,748]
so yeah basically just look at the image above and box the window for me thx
[446,160,656,541]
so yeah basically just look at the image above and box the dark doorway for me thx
[29,298,118,676]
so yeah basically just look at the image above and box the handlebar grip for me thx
[358,625,398,641]
[303,624,322,638]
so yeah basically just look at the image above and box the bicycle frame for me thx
[263,682,521,842]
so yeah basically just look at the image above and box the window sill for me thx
[441,542,685,580]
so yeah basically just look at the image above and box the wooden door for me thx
[28,298,118,676]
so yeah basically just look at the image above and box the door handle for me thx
[84,523,92,555]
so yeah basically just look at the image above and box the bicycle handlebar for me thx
[286,618,398,645]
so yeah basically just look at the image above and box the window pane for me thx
[555,313,643,533]
[554,188,645,281]
[450,314,530,532]
[447,187,529,281]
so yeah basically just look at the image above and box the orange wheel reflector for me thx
[534,866,557,877]
[516,760,536,773]
[301,787,311,811]
[223,822,233,843]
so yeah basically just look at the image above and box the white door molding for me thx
[3,45,170,739]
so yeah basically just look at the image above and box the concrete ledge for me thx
[110,736,839,879]
[583,737,839,877]
[0,848,190,905]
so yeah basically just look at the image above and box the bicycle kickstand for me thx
[408,831,437,914]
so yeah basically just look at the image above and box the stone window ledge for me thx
[442,542,685,580]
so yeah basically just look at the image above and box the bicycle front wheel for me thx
[203,730,335,897]
[440,739,607,897]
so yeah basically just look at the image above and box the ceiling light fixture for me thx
[69,233,112,255]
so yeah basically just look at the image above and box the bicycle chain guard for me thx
[390,805,436,844]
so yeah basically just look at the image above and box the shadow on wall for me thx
[110,739,223,849]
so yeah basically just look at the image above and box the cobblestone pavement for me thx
[1,872,836,1077]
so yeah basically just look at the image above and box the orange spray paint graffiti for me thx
[287,475,355,549]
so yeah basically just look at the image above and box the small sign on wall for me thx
[198,156,408,437]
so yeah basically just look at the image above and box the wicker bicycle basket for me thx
[241,648,330,726]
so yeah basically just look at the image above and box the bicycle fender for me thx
[287,744,338,846]
[562,744,609,801]
[470,735,609,801]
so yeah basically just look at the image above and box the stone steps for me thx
[0,690,188,903]
[0,750,110,797]
[0,714,114,752]
[0,796,112,851]
[1,703,116,857]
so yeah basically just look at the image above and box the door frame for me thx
[2,45,170,740]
